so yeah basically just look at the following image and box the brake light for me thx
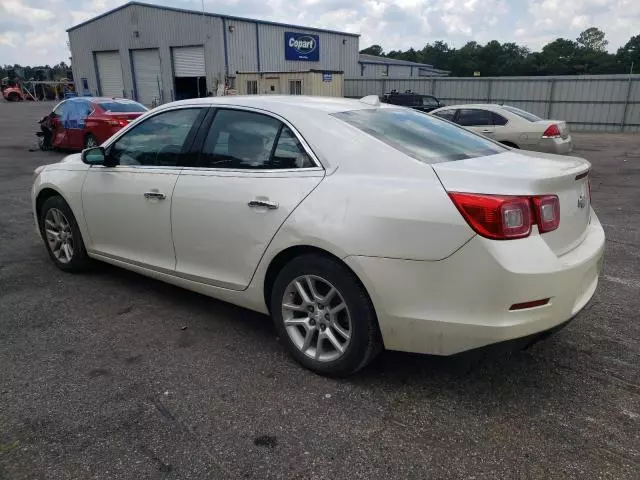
[449,192,560,240]
[448,193,532,240]
[542,124,561,138]
[105,118,128,127]
[532,195,560,233]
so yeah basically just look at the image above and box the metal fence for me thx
[344,74,640,133]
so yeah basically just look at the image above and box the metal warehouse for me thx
[67,1,446,106]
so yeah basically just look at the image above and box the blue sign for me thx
[322,72,332,82]
[285,32,319,61]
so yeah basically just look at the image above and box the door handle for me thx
[248,199,279,209]
[144,191,166,200]
[481,129,493,133]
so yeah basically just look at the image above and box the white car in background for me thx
[32,95,604,376]
[431,103,573,154]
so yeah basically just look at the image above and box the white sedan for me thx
[431,104,573,154]
[32,95,605,376]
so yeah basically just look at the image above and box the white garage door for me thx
[132,49,162,106]
[173,46,205,77]
[95,51,124,98]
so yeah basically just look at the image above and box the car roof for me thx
[157,95,388,116]
[434,103,502,110]
[63,97,143,104]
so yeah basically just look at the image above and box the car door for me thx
[81,107,205,270]
[50,101,68,149]
[64,99,92,149]
[171,107,324,290]
[456,108,495,138]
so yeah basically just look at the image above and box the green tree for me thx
[360,44,384,56]
[617,34,640,71]
[576,27,608,52]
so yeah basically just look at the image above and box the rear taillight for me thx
[542,124,561,138]
[106,118,128,127]
[449,192,560,240]
[532,195,560,233]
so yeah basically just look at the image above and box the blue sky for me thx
[1,0,638,66]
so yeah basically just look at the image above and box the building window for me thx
[246,80,258,95]
[289,80,302,95]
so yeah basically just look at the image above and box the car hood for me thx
[59,153,84,164]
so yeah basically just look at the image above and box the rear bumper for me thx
[344,209,605,355]
[538,136,573,154]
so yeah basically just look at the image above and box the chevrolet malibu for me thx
[32,95,605,376]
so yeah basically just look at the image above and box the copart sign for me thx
[285,32,320,61]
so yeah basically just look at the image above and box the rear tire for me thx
[84,134,98,149]
[271,254,382,377]
[7,92,20,102]
[39,196,91,272]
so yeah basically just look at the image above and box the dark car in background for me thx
[380,90,443,112]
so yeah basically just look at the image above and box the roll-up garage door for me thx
[132,49,162,106]
[95,51,124,98]
[173,46,205,77]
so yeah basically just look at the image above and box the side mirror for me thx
[81,146,106,165]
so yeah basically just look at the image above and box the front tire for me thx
[39,196,91,272]
[271,254,382,377]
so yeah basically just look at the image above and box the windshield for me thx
[501,105,542,122]
[98,100,147,113]
[332,108,505,163]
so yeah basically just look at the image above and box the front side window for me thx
[289,80,302,95]
[200,109,314,169]
[333,108,505,164]
[109,108,201,166]
[457,109,492,126]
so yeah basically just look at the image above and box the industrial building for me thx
[67,1,447,106]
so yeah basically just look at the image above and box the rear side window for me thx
[200,109,314,169]
[433,109,456,121]
[98,100,147,113]
[492,112,508,126]
[333,108,505,164]
[457,109,492,126]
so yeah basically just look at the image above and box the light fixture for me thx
[228,25,235,33]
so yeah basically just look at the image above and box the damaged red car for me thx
[37,97,148,150]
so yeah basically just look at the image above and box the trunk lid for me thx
[104,111,143,123]
[433,151,591,256]
[536,120,570,139]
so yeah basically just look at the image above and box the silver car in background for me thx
[431,104,573,154]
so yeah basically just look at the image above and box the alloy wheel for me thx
[281,275,352,362]
[44,208,74,264]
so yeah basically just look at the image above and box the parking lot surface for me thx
[0,101,638,479]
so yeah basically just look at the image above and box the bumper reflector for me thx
[509,298,550,311]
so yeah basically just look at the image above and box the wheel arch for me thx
[35,187,66,221]
[262,245,378,324]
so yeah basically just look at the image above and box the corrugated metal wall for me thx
[256,24,358,76]
[345,75,640,132]
[69,4,359,101]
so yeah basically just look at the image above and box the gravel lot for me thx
[0,101,638,479]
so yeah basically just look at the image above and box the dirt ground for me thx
[0,100,638,479]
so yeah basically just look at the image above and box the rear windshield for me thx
[501,105,542,122]
[332,108,505,163]
[98,101,147,113]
